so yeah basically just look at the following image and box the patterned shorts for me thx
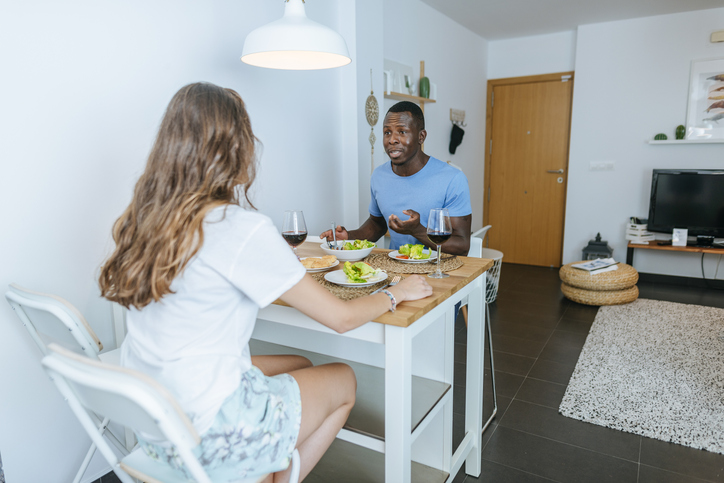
[139,366,302,480]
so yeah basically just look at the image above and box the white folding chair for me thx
[4,283,128,483]
[42,344,301,483]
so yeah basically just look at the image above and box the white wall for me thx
[0,0,359,481]
[488,30,577,79]
[355,0,385,227]
[382,0,489,231]
[564,8,724,277]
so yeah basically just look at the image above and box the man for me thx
[321,101,472,255]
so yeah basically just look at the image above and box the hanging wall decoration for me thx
[365,69,379,175]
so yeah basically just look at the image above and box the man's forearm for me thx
[348,216,387,242]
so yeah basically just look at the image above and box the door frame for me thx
[483,71,575,255]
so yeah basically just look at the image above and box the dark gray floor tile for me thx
[527,358,576,385]
[463,458,557,482]
[452,465,467,483]
[97,472,122,483]
[562,303,599,321]
[515,377,567,409]
[483,426,639,483]
[492,370,526,398]
[495,297,569,322]
[640,436,724,482]
[638,464,718,483]
[502,287,569,308]
[454,360,466,386]
[498,400,640,461]
[555,314,594,334]
[453,392,511,449]
[454,382,510,417]
[455,341,467,363]
[490,319,556,342]
[491,334,546,358]
[492,351,536,376]
[498,263,531,280]
[537,330,588,365]
[645,286,710,306]
[453,409,465,449]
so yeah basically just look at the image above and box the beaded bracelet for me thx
[381,289,397,312]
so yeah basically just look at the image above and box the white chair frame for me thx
[463,227,498,433]
[42,344,300,483]
[4,284,129,483]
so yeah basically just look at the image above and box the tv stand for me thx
[626,241,724,266]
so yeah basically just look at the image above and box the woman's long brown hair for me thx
[99,83,258,309]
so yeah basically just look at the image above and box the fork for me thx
[327,222,335,249]
[371,275,401,295]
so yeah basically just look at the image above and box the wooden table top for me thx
[272,242,494,328]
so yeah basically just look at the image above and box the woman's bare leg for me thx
[252,354,312,376]
[271,363,356,482]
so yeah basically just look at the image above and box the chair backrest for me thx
[42,343,209,483]
[5,283,103,357]
[468,225,492,258]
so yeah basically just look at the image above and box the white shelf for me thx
[646,139,724,144]
[250,340,450,440]
[314,439,448,483]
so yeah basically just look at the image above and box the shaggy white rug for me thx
[559,298,724,454]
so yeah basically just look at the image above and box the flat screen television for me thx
[647,169,724,238]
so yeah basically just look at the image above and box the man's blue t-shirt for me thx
[369,157,472,250]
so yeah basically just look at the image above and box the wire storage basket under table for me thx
[481,248,503,303]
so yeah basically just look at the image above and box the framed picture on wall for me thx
[685,57,724,140]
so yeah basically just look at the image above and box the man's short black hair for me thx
[386,101,425,131]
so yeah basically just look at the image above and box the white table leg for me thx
[464,276,485,477]
[442,306,455,472]
[385,324,411,482]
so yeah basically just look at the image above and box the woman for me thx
[99,82,432,482]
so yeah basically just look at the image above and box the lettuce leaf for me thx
[343,239,375,250]
[343,261,382,283]
[398,244,430,259]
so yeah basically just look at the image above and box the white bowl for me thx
[319,241,375,262]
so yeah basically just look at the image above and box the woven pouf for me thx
[561,282,639,306]
[559,261,639,306]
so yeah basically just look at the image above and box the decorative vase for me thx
[675,125,685,140]
[419,76,430,99]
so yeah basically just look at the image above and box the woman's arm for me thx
[279,273,432,333]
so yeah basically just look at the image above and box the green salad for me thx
[342,261,384,283]
[343,239,375,250]
[398,244,431,260]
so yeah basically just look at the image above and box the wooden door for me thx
[484,73,573,267]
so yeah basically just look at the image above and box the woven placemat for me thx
[362,253,463,274]
[310,272,391,301]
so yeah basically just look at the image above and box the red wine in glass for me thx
[282,232,308,247]
[282,210,307,258]
[427,208,452,279]
[427,232,452,245]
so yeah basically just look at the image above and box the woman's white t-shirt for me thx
[120,205,306,434]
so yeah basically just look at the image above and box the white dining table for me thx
[251,243,493,482]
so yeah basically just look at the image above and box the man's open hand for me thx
[388,209,422,235]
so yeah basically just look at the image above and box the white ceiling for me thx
[419,0,724,40]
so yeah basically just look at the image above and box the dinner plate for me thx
[388,249,437,263]
[300,258,339,273]
[323,270,387,287]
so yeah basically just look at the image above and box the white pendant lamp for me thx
[241,0,351,70]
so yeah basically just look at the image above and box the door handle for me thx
[546,169,565,174]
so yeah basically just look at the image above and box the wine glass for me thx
[282,210,307,259]
[427,208,452,279]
